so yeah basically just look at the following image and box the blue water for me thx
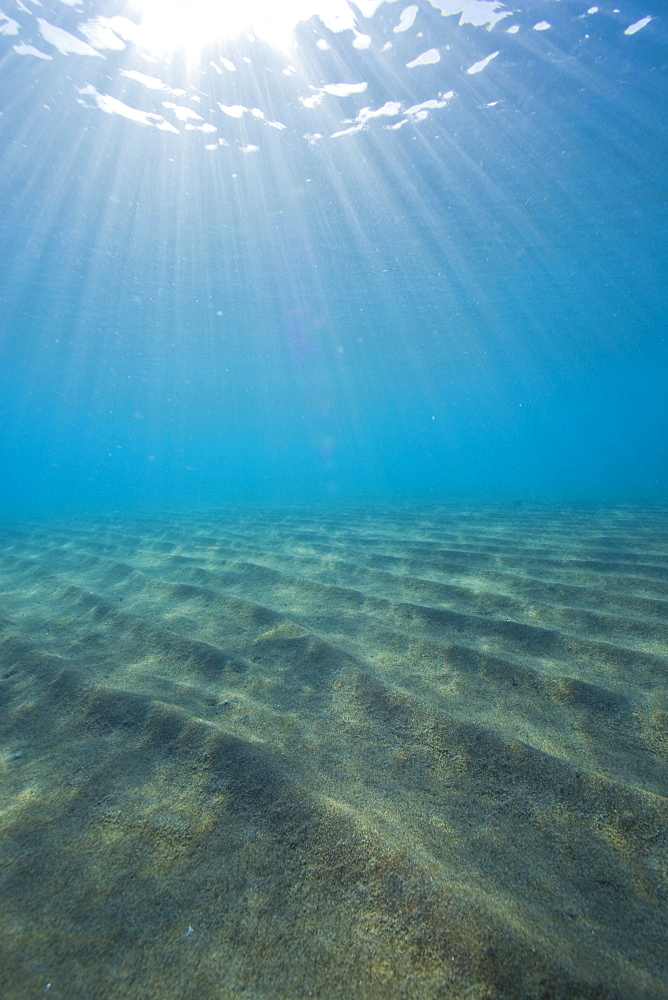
[0,1,666,514]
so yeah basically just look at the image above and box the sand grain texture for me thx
[0,505,666,999]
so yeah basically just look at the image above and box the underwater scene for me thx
[0,1,666,998]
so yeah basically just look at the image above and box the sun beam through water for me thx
[126,0,359,59]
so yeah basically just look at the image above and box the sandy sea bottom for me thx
[0,504,666,999]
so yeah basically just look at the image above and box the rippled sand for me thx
[0,505,666,999]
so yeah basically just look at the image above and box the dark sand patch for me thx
[0,505,666,999]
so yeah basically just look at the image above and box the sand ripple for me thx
[0,505,666,999]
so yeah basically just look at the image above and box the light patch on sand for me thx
[255,622,310,642]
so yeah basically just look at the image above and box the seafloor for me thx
[0,504,666,1000]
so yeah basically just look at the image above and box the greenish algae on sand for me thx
[0,505,666,999]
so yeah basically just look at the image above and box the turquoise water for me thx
[0,8,667,998]
[0,2,666,511]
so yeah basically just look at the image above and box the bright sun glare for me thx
[129,0,357,58]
